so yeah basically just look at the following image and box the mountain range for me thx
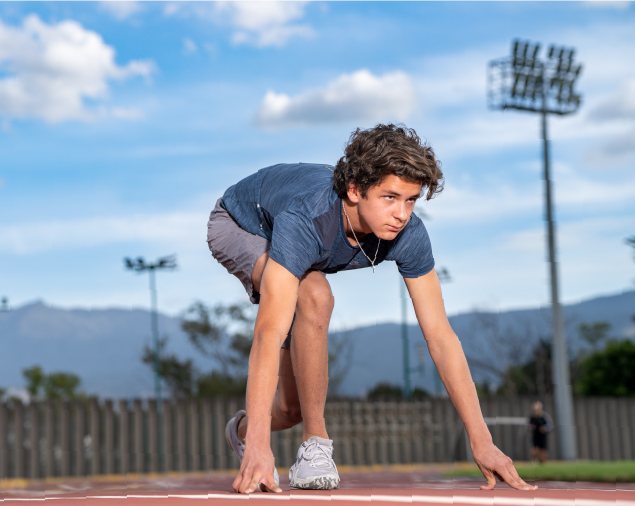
[1,290,633,399]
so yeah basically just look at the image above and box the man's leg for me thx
[238,255,332,439]
[290,270,333,441]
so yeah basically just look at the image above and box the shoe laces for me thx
[302,440,333,469]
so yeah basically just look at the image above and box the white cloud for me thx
[0,15,154,123]
[591,79,635,121]
[255,69,418,128]
[183,37,198,54]
[584,1,632,9]
[99,1,143,20]
[424,160,635,227]
[221,1,312,47]
[165,2,312,48]
[0,212,203,255]
[111,107,144,120]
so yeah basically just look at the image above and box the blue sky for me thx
[1,1,634,329]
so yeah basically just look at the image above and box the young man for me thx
[207,124,536,494]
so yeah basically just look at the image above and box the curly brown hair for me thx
[333,123,444,201]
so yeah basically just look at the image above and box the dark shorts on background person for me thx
[207,198,292,349]
[532,433,547,450]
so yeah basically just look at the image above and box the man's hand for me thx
[232,444,281,494]
[472,441,537,491]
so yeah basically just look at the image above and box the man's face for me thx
[349,175,422,241]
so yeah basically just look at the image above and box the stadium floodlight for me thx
[0,297,8,312]
[124,254,176,471]
[488,40,583,461]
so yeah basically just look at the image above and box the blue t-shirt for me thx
[220,163,435,280]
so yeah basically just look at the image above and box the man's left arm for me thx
[404,269,536,491]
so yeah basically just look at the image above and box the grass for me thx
[443,460,635,483]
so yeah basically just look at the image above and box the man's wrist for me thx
[467,422,493,449]
[244,414,272,446]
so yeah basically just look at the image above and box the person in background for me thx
[529,401,554,464]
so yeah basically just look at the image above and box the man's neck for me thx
[342,198,368,247]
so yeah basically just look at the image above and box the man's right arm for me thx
[232,258,299,494]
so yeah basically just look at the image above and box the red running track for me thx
[2,468,634,505]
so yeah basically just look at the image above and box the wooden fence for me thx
[1,396,634,479]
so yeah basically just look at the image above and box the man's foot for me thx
[289,436,340,490]
[225,410,280,491]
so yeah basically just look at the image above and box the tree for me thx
[22,366,82,400]
[463,311,541,395]
[142,337,195,398]
[44,373,81,400]
[181,301,255,377]
[578,322,611,351]
[576,339,635,396]
[367,382,403,401]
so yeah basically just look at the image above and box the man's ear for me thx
[347,182,361,204]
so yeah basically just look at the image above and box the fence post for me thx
[29,401,40,479]
[619,397,635,460]
[176,400,186,472]
[15,401,25,478]
[202,399,213,471]
[162,401,172,473]
[148,399,158,473]
[0,402,7,479]
[104,400,114,475]
[74,400,86,476]
[90,398,100,475]
[189,399,200,472]
[45,400,55,477]
[119,400,129,475]
[60,400,70,477]
[133,399,144,473]
[214,397,226,470]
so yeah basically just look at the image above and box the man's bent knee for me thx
[297,272,334,317]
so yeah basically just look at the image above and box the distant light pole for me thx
[0,297,8,312]
[124,255,177,404]
[488,39,583,460]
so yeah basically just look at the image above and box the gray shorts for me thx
[207,198,293,349]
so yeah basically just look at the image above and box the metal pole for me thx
[401,279,411,398]
[148,267,164,468]
[541,96,577,460]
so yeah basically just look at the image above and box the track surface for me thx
[2,468,634,505]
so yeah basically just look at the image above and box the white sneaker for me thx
[289,436,340,490]
[225,410,280,490]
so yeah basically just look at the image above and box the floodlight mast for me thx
[124,254,177,471]
[488,40,582,461]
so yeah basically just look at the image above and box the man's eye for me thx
[384,196,394,200]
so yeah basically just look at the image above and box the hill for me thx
[1,290,633,398]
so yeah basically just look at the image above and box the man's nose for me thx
[395,202,408,221]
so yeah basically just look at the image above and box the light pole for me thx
[488,39,582,460]
[0,297,8,312]
[124,254,176,469]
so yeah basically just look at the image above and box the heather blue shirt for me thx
[220,163,435,280]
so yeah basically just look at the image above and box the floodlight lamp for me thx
[548,45,555,58]
[531,44,540,59]
[522,42,529,58]
[513,39,520,57]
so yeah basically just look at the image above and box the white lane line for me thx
[1,494,634,506]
